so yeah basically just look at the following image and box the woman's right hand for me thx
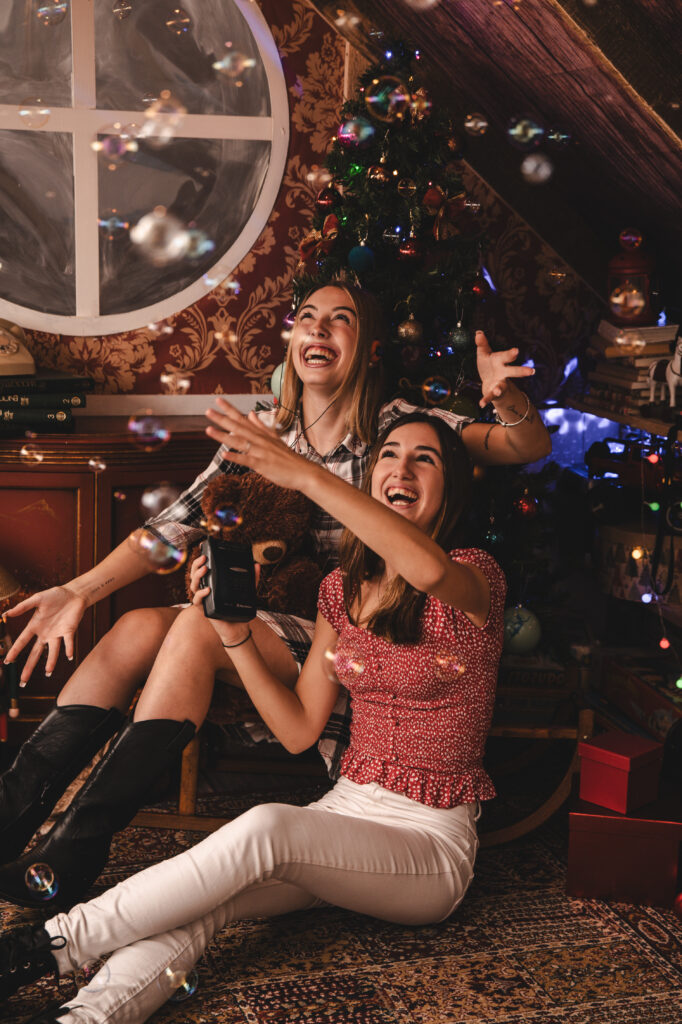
[3,585,88,686]
[190,553,210,606]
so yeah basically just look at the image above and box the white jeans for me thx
[45,779,479,1023]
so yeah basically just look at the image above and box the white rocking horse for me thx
[648,334,682,407]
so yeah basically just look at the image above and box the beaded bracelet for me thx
[222,628,252,649]
[494,392,531,428]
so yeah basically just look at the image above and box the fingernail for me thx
[19,681,26,688]
[45,671,52,678]
[68,655,74,661]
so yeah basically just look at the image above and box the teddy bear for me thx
[185,471,324,622]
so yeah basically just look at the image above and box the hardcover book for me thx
[0,371,95,395]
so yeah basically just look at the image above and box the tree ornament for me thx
[447,134,465,159]
[397,178,417,197]
[503,606,542,654]
[382,225,403,245]
[471,274,486,298]
[447,324,470,349]
[337,116,375,148]
[367,164,390,185]
[421,376,451,406]
[397,314,423,343]
[513,493,539,518]
[315,186,341,210]
[398,237,420,260]
[364,76,410,123]
[410,87,432,121]
[348,242,375,273]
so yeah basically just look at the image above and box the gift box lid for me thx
[578,730,663,771]
[570,794,682,839]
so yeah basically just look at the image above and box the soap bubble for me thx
[128,529,187,574]
[421,376,451,406]
[185,229,215,261]
[88,457,107,474]
[507,116,544,149]
[24,863,58,901]
[323,644,364,682]
[36,1,69,27]
[464,112,488,136]
[609,282,646,320]
[547,265,567,284]
[130,207,189,266]
[20,444,44,465]
[112,0,133,19]
[364,76,411,123]
[337,117,375,148]
[433,652,466,679]
[140,483,182,517]
[402,0,441,8]
[91,124,138,168]
[160,370,191,394]
[206,504,243,534]
[547,126,571,146]
[520,152,554,183]
[166,967,198,1002]
[76,958,111,993]
[212,44,257,82]
[113,491,127,501]
[619,227,643,250]
[18,98,51,129]
[127,411,170,451]
[139,90,186,146]
[147,321,174,336]
[306,165,333,190]
[98,209,130,239]
[166,7,191,34]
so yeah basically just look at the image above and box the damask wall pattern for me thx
[20,3,598,400]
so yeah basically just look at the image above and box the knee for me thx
[109,606,170,640]
[237,802,297,838]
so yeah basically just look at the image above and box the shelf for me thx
[566,400,674,437]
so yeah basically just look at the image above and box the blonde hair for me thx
[276,281,386,445]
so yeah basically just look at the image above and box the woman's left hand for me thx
[204,399,314,492]
[475,330,535,408]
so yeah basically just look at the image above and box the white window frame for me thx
[0,0,289,336]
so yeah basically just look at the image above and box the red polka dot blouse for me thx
[317,548,506,808]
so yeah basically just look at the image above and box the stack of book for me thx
[0,371,94,436]
[584,319,680,418]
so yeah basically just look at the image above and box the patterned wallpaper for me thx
[20,2,600,402]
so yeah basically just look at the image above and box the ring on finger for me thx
[242,441,251,454]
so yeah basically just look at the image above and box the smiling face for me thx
[370,420,446,534]
[290,285,359,394]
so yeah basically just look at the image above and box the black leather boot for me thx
[0,717,196,910]
[0,923,66,1001]
[0,704,125,862]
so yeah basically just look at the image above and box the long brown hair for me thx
[276,281,386,444]
[339,413,473,644]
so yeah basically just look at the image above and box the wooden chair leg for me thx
[178,734,200,815]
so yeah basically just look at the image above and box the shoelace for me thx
[0,926,66,977]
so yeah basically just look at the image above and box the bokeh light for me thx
[464,112,488,136]
[20,444,44,465]
[127,411,171,452]
[130,207,189,266]
[520,152,554,183]
[140,483,182,517]
[128,529,187,574]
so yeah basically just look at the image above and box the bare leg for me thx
[57,607,182,712]
[133,605,299,727]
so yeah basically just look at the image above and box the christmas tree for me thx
[292,39,486,414]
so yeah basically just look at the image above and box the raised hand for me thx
[475,330,535,408]
[3,586,88,686]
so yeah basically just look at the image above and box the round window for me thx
[0,0,288,335]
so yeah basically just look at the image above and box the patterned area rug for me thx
[3,771,682,1024]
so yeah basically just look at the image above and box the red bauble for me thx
[316,186,341,210]
[398,238,420,260]
[513,496,539,518]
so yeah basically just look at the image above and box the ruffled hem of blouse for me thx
[339,750,497,808]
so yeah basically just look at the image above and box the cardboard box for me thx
[567,794,682,907]
[599,656,682,741]
[579,730,662,813]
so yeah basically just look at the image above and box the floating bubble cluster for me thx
[128,529,187,574]
[127,411,171,452]
[140,482,182,517]
[25,862,59,901]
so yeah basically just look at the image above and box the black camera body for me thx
[200,537,257,622]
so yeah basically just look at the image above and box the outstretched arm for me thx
[460,330,551,465]
[205,400,490,625]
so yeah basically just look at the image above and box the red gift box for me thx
[578,730,663,813]
[567,794,682,906]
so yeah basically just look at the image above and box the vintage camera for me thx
[200,537,257,622]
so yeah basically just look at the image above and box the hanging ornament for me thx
[397,178,417,197]
[471,274,486,299]
[348,242,375,273]
[398,238,420,260]
[410,87,432,121]
[382,224,403,245]
[447,324,470,349]
[367,164,390,185]
[364,76,411,123]
[315,186,341,210]
[503,606,542,654]
[397,314,423,343]
[422,186,467,240]
[421,376,451,406]
[506,115,545,149]
[337,116,375,148]
[447,133,465,159]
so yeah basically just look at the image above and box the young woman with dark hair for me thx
[0,409,505,1024]
[0,281,547,908]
